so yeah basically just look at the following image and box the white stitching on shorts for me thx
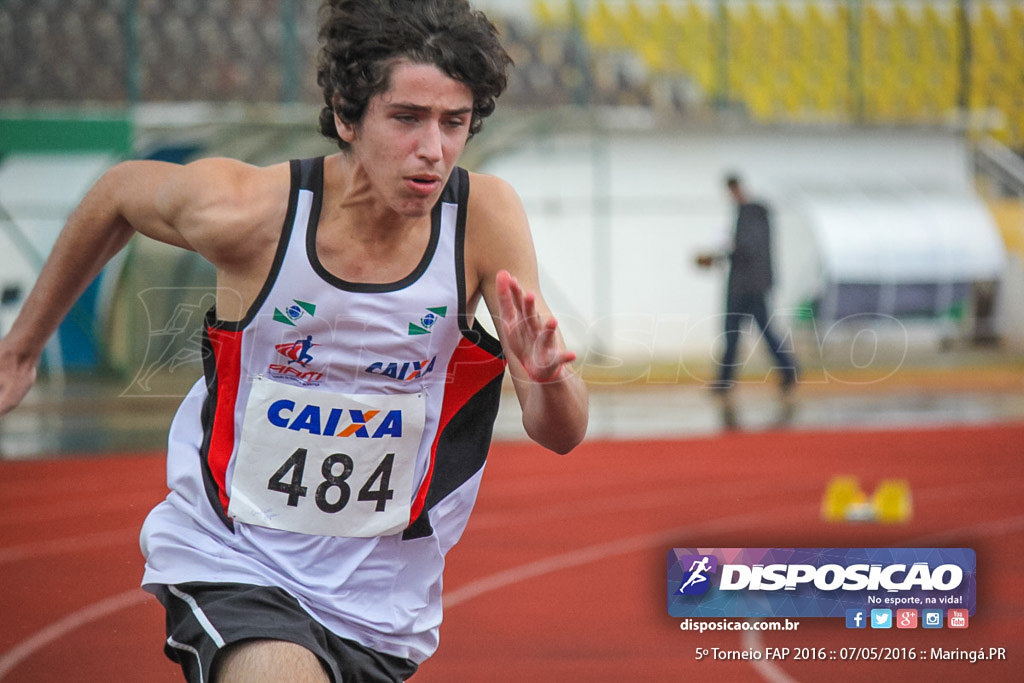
[168,586,226,648]
[166,636,205,683]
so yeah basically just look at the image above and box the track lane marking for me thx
[0,589,151,681]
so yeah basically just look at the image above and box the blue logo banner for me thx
[667,548,975,618]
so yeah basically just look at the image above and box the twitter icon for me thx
[870,609,893,629]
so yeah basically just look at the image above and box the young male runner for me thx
[0,1,588,680]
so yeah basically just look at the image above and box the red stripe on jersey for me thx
[409,338,506,523]
[206,325,244,514]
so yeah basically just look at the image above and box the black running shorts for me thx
[151,582,418,683]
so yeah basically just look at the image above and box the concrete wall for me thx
[5,122,1015,382]
[478,124,1012,375]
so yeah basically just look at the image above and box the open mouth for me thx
[406,175,441,195]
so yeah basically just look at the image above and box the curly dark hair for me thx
[316,0,512,150]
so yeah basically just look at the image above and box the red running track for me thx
[2,423,1022,682]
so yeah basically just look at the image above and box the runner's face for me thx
[338,61,474,217]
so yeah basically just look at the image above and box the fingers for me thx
[497,269,524,309]
[496,270,533,338]
[522,290,538,322]
[495,269,519,326]
[497,269,539,325]
[496,269,521,305]
[495,270,578,381]
[523,310,577,382]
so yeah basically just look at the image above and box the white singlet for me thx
[139,158,506,664]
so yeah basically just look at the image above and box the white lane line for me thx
[5,504,1019,681]
[447,499,1023,683]
[0,527,137,565]
[0,589,151,681]
[445,502,816,608]
[742,628,799,683]
[903,515,1024,547]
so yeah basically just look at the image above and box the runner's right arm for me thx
[0,158,276,416]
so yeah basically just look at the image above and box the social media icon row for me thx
[846,608,968,629]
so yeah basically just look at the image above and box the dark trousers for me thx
[717,291,798,387]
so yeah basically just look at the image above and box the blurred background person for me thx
[696,174,798,400]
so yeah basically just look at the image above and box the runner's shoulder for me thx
[162,158,290,229]
[174,158,290,210]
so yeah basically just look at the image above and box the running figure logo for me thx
[275,335,318,367]
[677,554,718,595]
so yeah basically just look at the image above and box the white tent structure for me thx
[796,190,1005,323]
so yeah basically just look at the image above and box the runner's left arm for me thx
[468,174,588,455]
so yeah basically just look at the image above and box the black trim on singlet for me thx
[402,362,504,541]
[194,159,319,531]
[295,154,321,192]
[451,168,504,357]
[306,159,446,293]
[205,158,307,333]
[452,168,471,334]
[198,318,236,532]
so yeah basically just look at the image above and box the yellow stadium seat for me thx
[528,0,1022,148]
[531,0,564,28]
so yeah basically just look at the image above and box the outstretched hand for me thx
[495,270,576,383]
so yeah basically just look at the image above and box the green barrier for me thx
[0,115,133,156]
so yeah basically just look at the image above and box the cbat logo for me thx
[275,335,319,367]
[268,335,324,385]
[365,357,437,381]
[267,364,324,386]
[677,555,718,596]
[274,299,316,326]
[409,306,447,335]
[267,400,402,439]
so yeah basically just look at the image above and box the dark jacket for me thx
[727,201,773,297]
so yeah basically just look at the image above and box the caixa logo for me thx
[365,357,437,382]
[267,400,403,439]
[677,555,718,595]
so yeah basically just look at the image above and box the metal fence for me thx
[0,0,318,104]
[1,1,1023,147]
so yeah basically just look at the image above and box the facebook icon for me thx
[846,609,867,629]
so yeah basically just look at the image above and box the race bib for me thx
[229,376,425,537]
